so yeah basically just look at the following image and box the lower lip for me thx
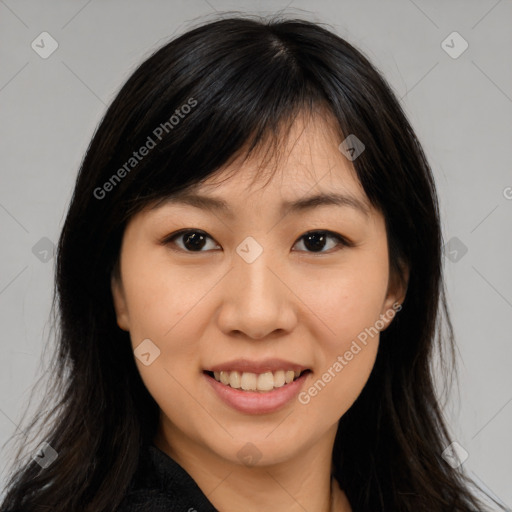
[204,372,309,415]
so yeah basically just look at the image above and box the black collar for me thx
[118,444,218,511]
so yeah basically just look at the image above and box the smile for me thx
[205,369,309,392]
[203,359,312,414]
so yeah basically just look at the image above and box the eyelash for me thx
[162,229,352,254]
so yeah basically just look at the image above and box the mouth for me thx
[203,369,311,393]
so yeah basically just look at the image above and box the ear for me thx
[379,261,409,332]
[111,270,130,331]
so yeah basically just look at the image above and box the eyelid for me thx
[160,228,220,252]
[295,230,354,252]
[160,229,353,253]
[300,230,352,246]
[159,228,209,245]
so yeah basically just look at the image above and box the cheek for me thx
[121,247,205,341]
[123,260,209,433]
[300,250,390,349]
[298,299,381,425]
[120,250,211,398]
[293,249,387,419]
[299,343,379,428]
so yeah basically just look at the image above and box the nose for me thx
[215,246,298,340]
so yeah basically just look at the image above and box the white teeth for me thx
[257,372,275,391]
[229,371,241,389]
[210,369,305,392]
[241,372,257,391]
[273,370,286,388]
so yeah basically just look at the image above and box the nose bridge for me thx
[234,236,280,308]
[217,235,295,339]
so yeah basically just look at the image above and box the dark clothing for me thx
[116,444,218,512]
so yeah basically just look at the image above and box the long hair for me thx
[1,15,490,512]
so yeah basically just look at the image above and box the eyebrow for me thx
[156,191,371,218]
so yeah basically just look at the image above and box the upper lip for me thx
[205,358,309,374]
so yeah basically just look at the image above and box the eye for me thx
[164,229,220,252]
[292,230,350,253]
[163,229,350,254]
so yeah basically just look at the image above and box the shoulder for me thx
[116,444,217,512]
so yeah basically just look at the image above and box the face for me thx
[111,112,407,468]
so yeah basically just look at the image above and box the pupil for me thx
[304,232,326,252]
[184,232,206,251]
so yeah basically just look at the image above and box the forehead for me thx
[157,111,370,213]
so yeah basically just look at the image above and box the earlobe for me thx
[111,274,130,331]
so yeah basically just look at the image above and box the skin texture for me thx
[111,111,408,512]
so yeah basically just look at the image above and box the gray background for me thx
[1,0,511,507]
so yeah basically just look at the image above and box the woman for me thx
[0,15,492,512]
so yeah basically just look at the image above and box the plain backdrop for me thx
[1,0,511,507]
